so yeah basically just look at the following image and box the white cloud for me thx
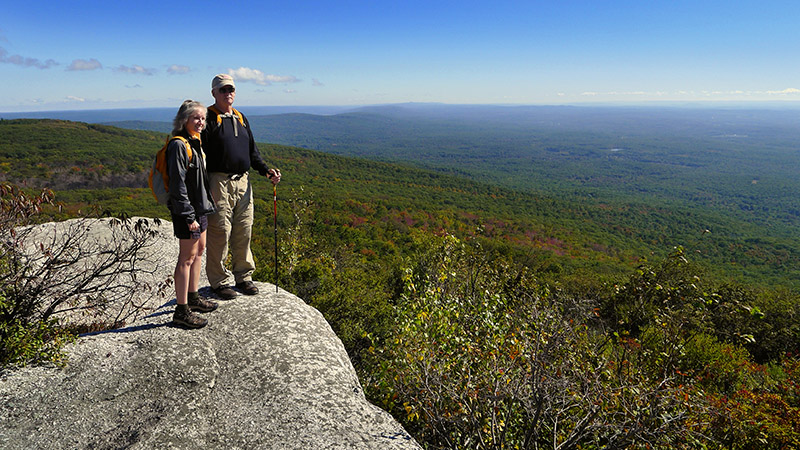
[766,88,800,95]
[269,74,299,83]
[284,89,297,94]
[577,89,774,99]
[0,46,57,69]
[114,64,156,75]
[228,67,299,85]
[66,96,85,102]
[607,91,647,96]
[67,58,102,71]
[312,78,324,87]
[167,64,190,74]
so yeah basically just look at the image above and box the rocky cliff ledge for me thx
[0,219,419,449]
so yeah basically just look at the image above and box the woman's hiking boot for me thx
[188,291,218,313]
[173,304,208,329]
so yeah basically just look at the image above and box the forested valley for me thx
[1,113,798,449]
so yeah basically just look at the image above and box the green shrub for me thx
[703,356,800,449]
[681,331,752,393]
[311,265,394,365]
[367,233,702,449]
[0,293,75,368]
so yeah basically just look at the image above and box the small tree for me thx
[0,183,168,368]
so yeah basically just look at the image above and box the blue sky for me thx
[2,0,800,112]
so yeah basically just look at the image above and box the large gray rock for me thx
[0,219,420,450]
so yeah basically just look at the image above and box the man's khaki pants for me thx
[206,172,256,289]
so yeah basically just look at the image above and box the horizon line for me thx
[6,99,800,116]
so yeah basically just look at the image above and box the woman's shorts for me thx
[172,214,208,240]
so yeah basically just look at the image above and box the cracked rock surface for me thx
[0,219,419,450]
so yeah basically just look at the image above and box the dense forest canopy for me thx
[3,105,799,289]
[245,104,800,229]
[1,111,799,448]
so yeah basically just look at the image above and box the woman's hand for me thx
[188,220,200,231]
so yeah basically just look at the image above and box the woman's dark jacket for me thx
[166,130,215,223]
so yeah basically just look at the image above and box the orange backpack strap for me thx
[171,135,192,161]
[158,136,192,189]
[149,135,195,204]
[208,105,245,127]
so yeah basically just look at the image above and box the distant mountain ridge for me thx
[0,105,360,123]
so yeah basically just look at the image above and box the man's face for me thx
[213,85,236,107]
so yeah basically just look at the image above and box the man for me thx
[202,74,281,299]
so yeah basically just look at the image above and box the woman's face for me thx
[185,110,206,134]
[212,85,235,108]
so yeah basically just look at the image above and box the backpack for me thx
[148,136,192,205]
[208,105,246,127]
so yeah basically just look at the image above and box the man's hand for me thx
[267,168,282,185]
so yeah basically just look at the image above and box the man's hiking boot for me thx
[236,280,259,295]
[173,304,208,329]
[213,285,237,300]
[188,292,218,313]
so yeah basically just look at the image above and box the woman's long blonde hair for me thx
[171,99,205,136]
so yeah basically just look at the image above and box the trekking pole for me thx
[273,183,279,293]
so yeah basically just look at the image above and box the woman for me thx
[168,100,218,329]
